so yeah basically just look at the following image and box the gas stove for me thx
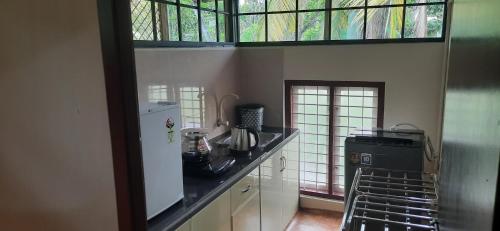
[341,168,439,231]
[182,153,236,177]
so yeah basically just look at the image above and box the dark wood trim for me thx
[377,83,385,128]
[284,81,293,128]
[97,0,147,230]
[235,1,445,15]
[285,80,385,198]
[401,0,407,39]
[131,0,446,47]
[236,38,444,47]
[134,36,445,48]
[264,0,268,42]
[324,0,332,40]
[177,0,183,41]
[151,1,158,41]
[215,0,219,42]
[197,0,203,42]
[134,40,235,48]
[284,80,385,88]
[301,190,344,201]
[328,86,335,196]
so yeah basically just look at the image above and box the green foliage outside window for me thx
[131,0,229,42]
[236,0,445,42]
[130,0,446,44]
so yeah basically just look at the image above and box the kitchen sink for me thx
[216,132,282,148]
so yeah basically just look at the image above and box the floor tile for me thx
[286,208,343,231]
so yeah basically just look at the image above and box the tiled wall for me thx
[134,47,240,139]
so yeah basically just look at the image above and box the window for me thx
[130,0,231,44]
[285,81,384,199]
[179,86,206,128]
[146,84,206,128]
[131,0,446,46]
[236,0,446,43]
[148,85,170,102]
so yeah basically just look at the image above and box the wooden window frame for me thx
[132,0,235,47]
[235,1,448,45]
[285,80,385,200]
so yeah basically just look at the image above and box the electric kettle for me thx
[229,125,260,153]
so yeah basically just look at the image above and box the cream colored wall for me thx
[0,1,118,231]
[134,48,240,139]
[238,43,446,149]
[238,48,285,129]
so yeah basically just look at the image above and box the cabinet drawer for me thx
[231,168,260,213]
[191,191,231,231]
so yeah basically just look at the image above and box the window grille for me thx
[286,81,384,199]
[148,85,169,102]
[179,87,205,128]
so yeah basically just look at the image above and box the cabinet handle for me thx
[283,156,287,170]
[280,156,285,172]
[241,184,252,193]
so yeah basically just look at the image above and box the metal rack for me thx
[354,168,438,202]
[342,168,439,231]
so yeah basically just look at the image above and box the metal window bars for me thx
[179,86,205,128]
[291,86,331,195]
[131,0,157,40]
[342,167,439,231]
[333,87,380,194]
[236,1,448,43]
[286,82,385,200]
[130,0,231,43]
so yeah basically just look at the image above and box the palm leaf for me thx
[267,0,296,41]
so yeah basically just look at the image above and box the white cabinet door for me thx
[281,136,300,229]
[191,191,231,231]
[231,168,261,231]
[260,150,283,231]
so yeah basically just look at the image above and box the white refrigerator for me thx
[139,102,184,220]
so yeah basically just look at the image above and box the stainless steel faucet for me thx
[216,93,239,127]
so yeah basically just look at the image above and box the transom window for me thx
[130,0,447,46]
[130,0,231,43]
[237,0,446,43]
[285,81,384,199]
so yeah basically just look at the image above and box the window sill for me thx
[300,194,344,213]
[133,40,235,48]
[133,38,444,49]
[236,38,445,47]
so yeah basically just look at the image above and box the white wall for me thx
[0,1,118,231]
[239,43,446,148]
[134,48,240,139]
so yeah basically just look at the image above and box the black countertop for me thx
[148,127,299,231]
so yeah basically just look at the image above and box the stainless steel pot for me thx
[229,125,260,152]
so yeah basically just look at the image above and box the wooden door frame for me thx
[97,0,147,230]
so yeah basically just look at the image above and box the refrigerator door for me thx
[140,103,184,219]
